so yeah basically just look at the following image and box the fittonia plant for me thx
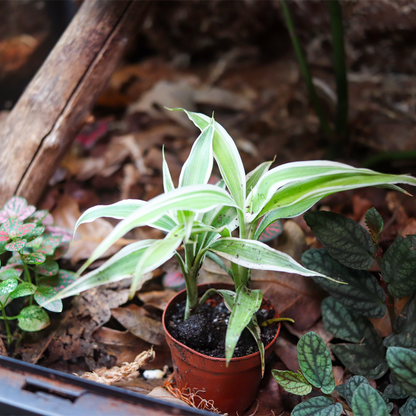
[0,196,74,345]
[47,110,416,368]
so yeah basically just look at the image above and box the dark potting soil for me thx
[165,295,279,358]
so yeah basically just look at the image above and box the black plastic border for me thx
[0,355,214,416]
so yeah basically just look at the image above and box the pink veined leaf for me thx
[22,253,46,264]
[42,214,54,226]
[0,231,10,242]
[5,240,27,252]
[163,272,185,290]
[37,236,62,256]
[39,270,76,293]
[16,223,36,238]
[34,261,59,277]
[45,225,72,244]
[25,210,49,224]
[2,219,23,238]
[0,196,36,222]
[15,206,36,221]
[24,226,45,242]
[34,287,63,313]
[259,220,283,243]
[52,242,70,260]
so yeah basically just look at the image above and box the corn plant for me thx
[47,110,416,369]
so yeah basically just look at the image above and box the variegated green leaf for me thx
[34,286,63,313]
[272,369,312,395]
[162,147,175,193]
[22,253,46,264]
[304,211,375,270]
[35,260,59,277]
[10,282,36,298]
[292,396,342,416]
[38,270,76,294]
[25,209,49,224]
[5,240,27,252]
[0,196,36,222]
[24,226,45,242]
[37,236,62,256]
[225,285,262,363]
[1,218,23,238]
[335,376,370,407]
[302,249,386,318]
[179,117,214,187]
[254,210,283,241]
[246,160,274,196]
[208,238,334,280]
[130,227,185,297]
[297,332,335,394]
[17,305,50,331]
[75,199,177,235]
[78,185,239,275]
[0,278,18,295]
[0,268,21,281]
[49,241,155,301]
[381,235,416,298]
[384,294,416,349]
[387,347,416,398]
[258,171,416,220]
[400,398,416,415]
[246,315,265,377]
[180,109,246,210]
[351,383,390,416]
[365,207,384,244]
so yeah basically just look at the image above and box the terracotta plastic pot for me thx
[162,283,281,415]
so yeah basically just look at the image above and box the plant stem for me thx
[280,0,333,138]
[20,256,32,285]
[0,302,13,345]
[387,292,396,329]
[327,0,348,139]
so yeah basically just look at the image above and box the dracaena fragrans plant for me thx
[0,196,74,345]
[48,109,416,369]
[273,331,416,416]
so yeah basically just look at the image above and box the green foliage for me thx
[292,396,342,416]
[295,207,416,414]
[271,370,312,395]
[400,398,416,415]
[0,196,72,345]
[297,332,335,394]
[48,111,416,372]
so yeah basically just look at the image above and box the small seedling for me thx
[0,196,74,344]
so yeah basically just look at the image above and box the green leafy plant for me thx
[48,110,416,370]
[279,207,416,413]
[273,331,416,415]
[0,196,74,344]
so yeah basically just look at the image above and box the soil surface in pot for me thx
[165,295,279,358]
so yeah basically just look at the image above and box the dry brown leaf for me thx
[138,289,177,310]
[275,220,307,263]
[111,304,166,346]
[369,309,392,338]
[251,270,325,331]
[52,194,135,264]
[93,327,172,369]
[401,218,416,236]
[273,334,299,372]
[148,386,191,407]
[79,348,155,385]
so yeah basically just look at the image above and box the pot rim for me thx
[162,282,281,363]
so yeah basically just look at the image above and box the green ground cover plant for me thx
[273,208,416,415]
[0,196,74,345]
[48,111,416,372]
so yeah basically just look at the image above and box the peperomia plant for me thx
[273,331,416,415]
[0,196,74,345]
[274,207,416,414]
[47,110,416,369]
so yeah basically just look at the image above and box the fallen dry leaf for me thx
[79,348,155,385]
[251,270,325,331]
[52,194,135,264]
[93,327,171,369]
[369,309,392,338]
[148,386,190,407]
[111,304,166,346]
[138,289,177,310]
[273,333,299,372]
[0,337,7,356]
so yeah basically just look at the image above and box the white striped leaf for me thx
[257,172,416,220]
[208,238,335,280]
[162,147,175,193]
[77,185,240,275]
[75,200,177,234]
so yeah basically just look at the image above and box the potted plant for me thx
[48,110,416,414]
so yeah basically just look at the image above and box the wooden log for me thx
[0,0,150,207]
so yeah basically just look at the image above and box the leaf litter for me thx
[4,2,416,413]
